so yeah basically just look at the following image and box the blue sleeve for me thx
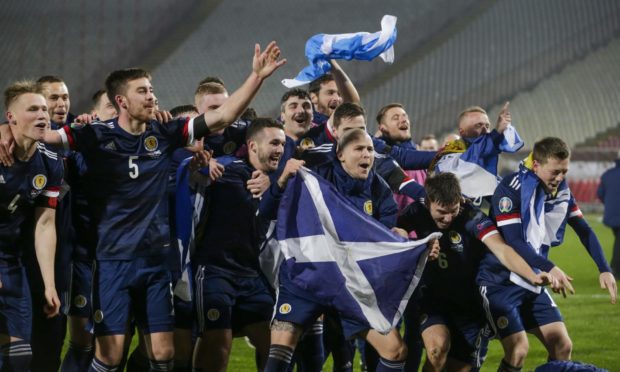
[258,181,285,220]
[597,175,605,201]
[398,178,426,201]
[492,182,556,272]
[375,180,398,229]
[567,202,612,273]
[386,143,436,170]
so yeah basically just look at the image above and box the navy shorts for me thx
[274,284,367,339]
[92,256,174,336]
[194,266,274,333]
[416,297,490,368]
[68,260,93,318]
[0,265,32,341]
[479,284,562,339]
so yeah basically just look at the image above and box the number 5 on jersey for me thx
[129,156,139,179]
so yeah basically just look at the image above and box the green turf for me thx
[67,215,619,371]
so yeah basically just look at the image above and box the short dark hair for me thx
[36,75,64,85]
[240,107,257,122]
[333,102,365,129]
[4,80,39,109]
[246,117,284,141]
[280,88,311,112]
[169,104,198,119]
[376,103,404,124]
[91,89,107,107]
[336,128,371,154]
[308,74,334,95]
[105,68,151,111]
[424,173,462,206]
[421,134,436,142]
[197,76,225,87]
[532,137,570,165]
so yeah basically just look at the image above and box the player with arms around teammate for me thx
[38,42,285,371]
[477,137,617,372]
[397,173,551,372]
[0,81,62,371]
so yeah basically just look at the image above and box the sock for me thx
[149,359,174,372]
[88,357,118,372]
[264,344,294,372]
[0,341,33,371]
[375,357,405,372]
[297,321,325,372]
[498,359,522,372]
[60,341,94,372]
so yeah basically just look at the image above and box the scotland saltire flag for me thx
[435,126,524,198]
[500,123,524,153]
[174,158,211,301]
[277,168,440,334]
[519,164,571,251]
[282,15,397,88]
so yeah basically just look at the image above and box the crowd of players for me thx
[0,41,617,372]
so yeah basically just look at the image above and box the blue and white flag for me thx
[277,168,440,334]
[175,158,211,301]
[499,124,524,153]
[282,15,397,88]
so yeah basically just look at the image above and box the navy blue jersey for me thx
[299,143,426,201]
[192,158,271,277]
[59,118,192,260]
[203,119,248,158]
[314,159,398,228]
[398,201,498,314]
[478,170,611,288]
[0,143,64,259]
[297,122,333,149]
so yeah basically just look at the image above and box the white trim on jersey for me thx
[307,143,333,153]
[569,208,583,218]
[187,117,196,145]
[480,229,499,242]
[57,129,70,152]
[41,190,60,198]
[496,217,521,226]
[509,175,521,190]
[36,143,58,160]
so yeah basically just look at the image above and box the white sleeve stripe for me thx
[187,117,195,145]
[42,190,60,197]
[569,210,582,218]
[398,178,417,191]
[480,229,499,242]
[57,129,70,152]
[496,218,521,226]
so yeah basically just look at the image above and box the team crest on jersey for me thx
[497,316,509,329]
[73,295,88,309]
[32,174,47,190]
[279,303,292,314]
[498,197,513,213]
[363,200,373,215]
[449,231,464,252]
[207,308,220,321]
[144,136,159,151]
[94,310,104,323]
[299,137,315,150]
[223,141,237,155]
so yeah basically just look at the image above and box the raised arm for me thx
[330,60,360,105]
[194,42,286,137]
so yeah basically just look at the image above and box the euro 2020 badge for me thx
[498,197,513,213]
